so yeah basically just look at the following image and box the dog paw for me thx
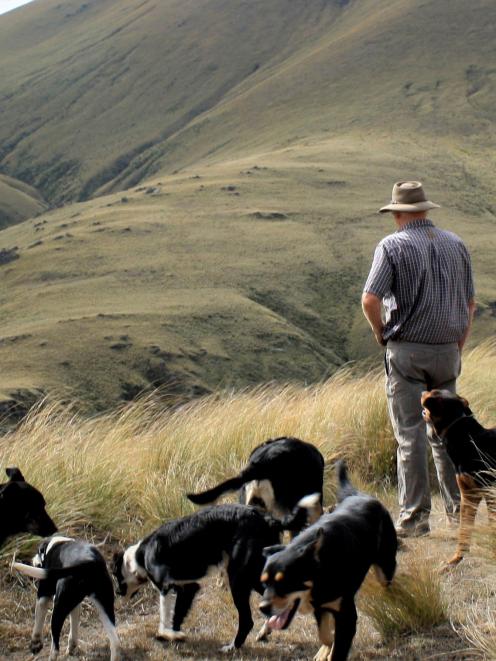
[255,623,271,642]
[30,638,43,655]
[156,629,186,642]
[314,644,332,661]
[220,642,236,653]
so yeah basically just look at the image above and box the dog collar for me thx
[439,414,473,438]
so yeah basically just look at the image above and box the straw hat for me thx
[379,181,441,213]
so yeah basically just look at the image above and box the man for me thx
[362,181,475,537]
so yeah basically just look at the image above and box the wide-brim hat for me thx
[379,181,441,213]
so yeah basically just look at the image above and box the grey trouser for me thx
[385,341,461,529]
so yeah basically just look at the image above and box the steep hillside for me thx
[0,143,494,414]
[0,0,348,202]
[0,174,48,228]
[1,0,495,203]
[0,0,495,413]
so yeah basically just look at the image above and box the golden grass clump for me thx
[360,555,447,641]
[0,339,494,556]
[461,597,496,660]
[0,366,393,552]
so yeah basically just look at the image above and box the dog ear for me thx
[6,467,25,482]
[262,544,285,558]
[313,527,325,559]
[459,396,473,415]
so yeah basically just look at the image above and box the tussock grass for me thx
[0,340,494,557]
[461,598,496,660]
[0,368,393,553]
[0,341,495,658]
[360,555,447,640]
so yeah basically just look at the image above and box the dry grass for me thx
[1,339,495,553]
[1,341,495,657]
[360,555,447,641]
[0,364,395,554]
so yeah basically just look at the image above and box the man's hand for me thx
[458,298,476,352]
[361,292,386,346]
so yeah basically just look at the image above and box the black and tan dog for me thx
[0,467,56,547]
[187,436,324,531]
[422,388,496,566]
[113,499,318,652]
[258,461,397,661]
[14,536,121,661]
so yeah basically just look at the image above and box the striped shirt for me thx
[364,219,474,344]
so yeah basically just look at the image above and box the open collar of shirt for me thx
[396,219,434,233]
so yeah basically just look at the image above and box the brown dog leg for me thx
[446,474,481,567]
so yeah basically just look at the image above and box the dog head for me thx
[0,468,57,543]
[421,390,472,437]
[259,530,323,630]
[112,543,147,598]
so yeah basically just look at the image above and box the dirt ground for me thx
[0,500,492,661]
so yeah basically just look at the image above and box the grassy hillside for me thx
[0,174,48,229]
[0,142,495,412]
[0,0,495,202]
[0,0,495,410]
[1,342,496,659]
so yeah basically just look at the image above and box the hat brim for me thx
[379,201,441,214]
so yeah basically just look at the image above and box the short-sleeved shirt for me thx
[364,219,474,344]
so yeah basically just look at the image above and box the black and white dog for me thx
[14,536,121,661]
[187,436,325,530]
[113,499,319,652]
[259,462,397,661]
[0,467,56,546]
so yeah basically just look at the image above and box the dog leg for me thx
[328,600,357,661]
[157,590,186,641]
[221,578,253,652]
[446,477,482,567]
[50,588,83,661]
[314,611,334,661]
[67,604,81,655]
[90,597,122,661]
[255,619,272,642]
[31,596,51,654]
[172,584,200,633]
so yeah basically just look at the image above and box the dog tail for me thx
[187,474,247,505]
[13,562,48,580]
[276,493,322,533]
[13,561,95,581]
[336,460,358,502]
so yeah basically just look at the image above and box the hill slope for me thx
[1,0,496,203]
[0,0,495,412]
[0,145,495,413]
[0,174,48,229]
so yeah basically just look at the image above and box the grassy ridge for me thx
[1,339,494,553]
[1,341,495,659]
[0,174,48,229]
[1,146,495,412]
[0,1,495,203]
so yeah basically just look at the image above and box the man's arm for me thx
[458,298,476,351]
[362,292,386,346]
